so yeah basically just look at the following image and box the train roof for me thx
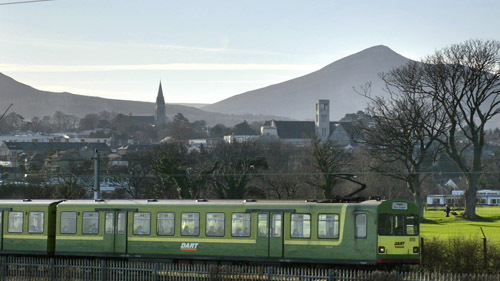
[57,199,388,206]
[0,199,63,206]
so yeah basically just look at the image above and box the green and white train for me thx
[0,198,420,265]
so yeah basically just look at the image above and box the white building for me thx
[427,189,500,206]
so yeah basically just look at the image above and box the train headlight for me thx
[378,246,385,253]
[413,247,419,253]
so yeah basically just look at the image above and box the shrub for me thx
[422,237,500,274]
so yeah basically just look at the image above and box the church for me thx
[125,82,167,126]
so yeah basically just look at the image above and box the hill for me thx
[0,73,284,126]
[202,45,411,121]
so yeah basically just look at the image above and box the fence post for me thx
[153,262,158,281]
[267,266,273,281]
[483,237,487,271]
[480,226,487,272]
[1,256,6,281]
[49,258,54,281]
[100,259,106,281]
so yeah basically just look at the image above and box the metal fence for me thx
[1,255,500,281]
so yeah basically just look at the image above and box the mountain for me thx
[0,73,284,126]
[202,45,411,121]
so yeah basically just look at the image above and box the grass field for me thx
[420,206,500,242]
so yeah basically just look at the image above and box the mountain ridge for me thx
[0,73,286,126]
[202,45,411,121]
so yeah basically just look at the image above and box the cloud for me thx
[0,63,321,72]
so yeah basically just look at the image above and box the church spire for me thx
[155,81,167,126]
[156,81,165,104]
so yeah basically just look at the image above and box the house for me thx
[116,144,160,156]
[0,166,24,182]
[427,189,500,206]
[223,135,260,144]
[108,153,128,167]
[0,141,110,167]
[44,150,89,173]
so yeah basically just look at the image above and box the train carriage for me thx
[0,200,61,255]
[54,198,420,265]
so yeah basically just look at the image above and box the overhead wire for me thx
[0,0,53,5]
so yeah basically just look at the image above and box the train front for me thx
[376,200,420,264]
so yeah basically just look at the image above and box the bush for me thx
[422,237,500,274]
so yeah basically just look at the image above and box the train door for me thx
[104,211,127,254]
[269,212,283,258]
[255,212,284,259]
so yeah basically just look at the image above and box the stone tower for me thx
[315,100,330,140]
[155,82,167,126]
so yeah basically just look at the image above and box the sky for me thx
[1,0,500,105]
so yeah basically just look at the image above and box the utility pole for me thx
[0,103,13,134]
[93,150,101,200]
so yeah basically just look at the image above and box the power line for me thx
[0,0,53,5]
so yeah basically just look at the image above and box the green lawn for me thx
[420,206,500,242]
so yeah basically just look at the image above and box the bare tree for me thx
[211,141,268,199]
[359,61,445,219]
[152,142,215,199]
[309,137,350,199]
[421,39,500,218]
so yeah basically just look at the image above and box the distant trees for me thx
[232,121,258,135]
[79,114,100,130]
[152,143,214,199]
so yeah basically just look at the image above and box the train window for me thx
[206,213,224,237]
[105,213,114,234]
[394,214,405,235]
[318,214,339,239]
[181,213,199,236]
[355,214,367,238]
[8,211,23,233]
[271,214,282,238]
[258,214,268,237]
[157,212,175,236]
[405,215,419,235]
[378,214,394,235]
[133,212,151,235]
[231,213,250,237]
[291,214,311,238]
[60,212,77,234]
[28,212,44,233]
[82,212,99,234]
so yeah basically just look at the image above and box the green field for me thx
[420,206,500,242]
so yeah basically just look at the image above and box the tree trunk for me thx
[408,177,425,221]
[322,187,333,200]
[463,175,479,219]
